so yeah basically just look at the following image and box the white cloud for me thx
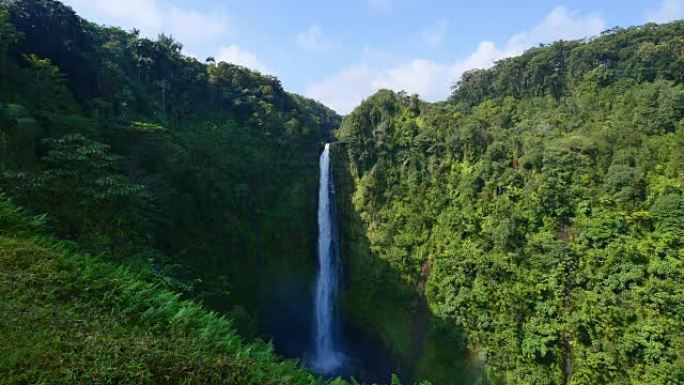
[305,65,380,115]
[376,59,447,100]
[166,7,230,45]
[503,6,604,55]
[646,0,684,23]
[296,24,329,50]
[422,19,448,47]
[305,7,606,114]
[62,0,229,46]
[305,60,451,114]
[63,0,270,73]
[215,45,271,74]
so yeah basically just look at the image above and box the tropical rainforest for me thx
[1,0,683,384]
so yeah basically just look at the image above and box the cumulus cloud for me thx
[306,7,606,114]
[422,19,449,47]
[215,45,271,74]
[61,0,229,46]
[297,24,330,50]
[305,65,380,116]
[504,7,604,55]
[165,7,230,45]
[646,0,684,23]
[63,0,271,74]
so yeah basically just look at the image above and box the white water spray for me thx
[312,143,343,373]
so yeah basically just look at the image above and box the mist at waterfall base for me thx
[259,143,396,384]
[260,282,396,383]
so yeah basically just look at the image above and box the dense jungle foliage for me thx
[0,197,334,384]
[2,0,684,384]
[335,21,684,385]
[0,0,340,335]
[0,0,347,382]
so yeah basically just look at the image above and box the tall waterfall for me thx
[312,143,343,373]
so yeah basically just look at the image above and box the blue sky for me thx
[62,0,684,113]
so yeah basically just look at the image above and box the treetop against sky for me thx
[63,0,684,113]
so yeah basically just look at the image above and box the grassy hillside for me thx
[0,197,336,384]
[335,21,684,384]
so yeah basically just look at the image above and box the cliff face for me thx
[332,20,684,384]
[331,143,481,384]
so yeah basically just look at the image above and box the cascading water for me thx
[260,142,472,384]
[311,143,344,373]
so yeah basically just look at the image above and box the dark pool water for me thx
[258,268,487,385]
[259,270,396,384]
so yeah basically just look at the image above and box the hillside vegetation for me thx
[0,0,340,333]
[2,0,684,384]
[336,21,684,384]
[0,0,343,382]
[0,0,350,382]
[0,197,334,384]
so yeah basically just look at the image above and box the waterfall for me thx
[312,143,343,373]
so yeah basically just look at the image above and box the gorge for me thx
[1,1,683,384]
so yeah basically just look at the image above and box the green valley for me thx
[1,1,683,384]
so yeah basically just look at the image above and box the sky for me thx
[61,0,684,114]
